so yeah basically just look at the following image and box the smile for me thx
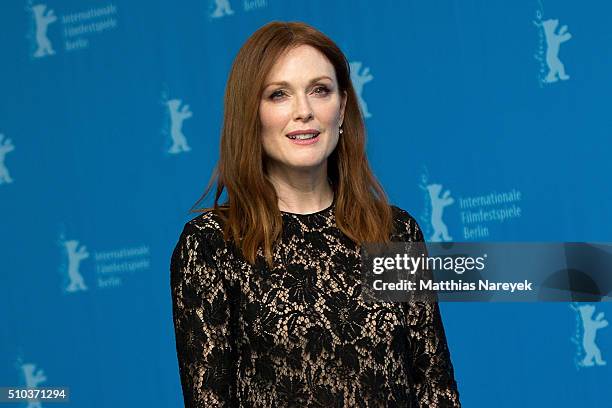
[286,133,319,140]
[286,132,321,145]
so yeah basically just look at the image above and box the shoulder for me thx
[170,211,231,289]
[173,210,228,256]
[183,209,226,238]
[170,211,232,286]
[390,204,425,243]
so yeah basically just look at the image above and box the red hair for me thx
[192,21,394,268]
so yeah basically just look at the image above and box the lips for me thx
[286,129,321,137]
[287,132,320,145]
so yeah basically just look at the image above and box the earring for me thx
[339,126,344,135]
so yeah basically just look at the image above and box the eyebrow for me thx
[264,76,333,89]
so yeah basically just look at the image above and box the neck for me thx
[265,164,334,214]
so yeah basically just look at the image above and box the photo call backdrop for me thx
[1,0,610,406]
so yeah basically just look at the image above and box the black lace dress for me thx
[170,201,461,407]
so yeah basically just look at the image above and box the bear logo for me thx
[426,183,454,242]
[32,4,57,58]
[349,61,373,118]
[0,134,15,184]
[211,0,234,18]
[64,240,89,292]
[167,99,193,154]
[577,304,608,367]
[21,362,47,408]
[541,19,572,83]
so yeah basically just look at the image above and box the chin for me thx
[285,160,326,170]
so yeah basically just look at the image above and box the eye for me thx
[313,85,330,95]
[269,90,286,100]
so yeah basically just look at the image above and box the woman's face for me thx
[259,44,347,175]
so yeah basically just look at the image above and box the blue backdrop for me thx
[2,0,610,406]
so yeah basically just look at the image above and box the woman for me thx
[170,21,461,407]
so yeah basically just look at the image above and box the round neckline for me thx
[280,195,335,216]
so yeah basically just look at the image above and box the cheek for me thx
[315,100,342,124]
[259,104,291,133]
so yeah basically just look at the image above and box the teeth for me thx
[288,133,318,140]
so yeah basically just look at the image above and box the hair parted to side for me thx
[191,21,394,269]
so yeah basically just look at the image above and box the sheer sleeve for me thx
[401,216,462,407]
[170,222,237,407]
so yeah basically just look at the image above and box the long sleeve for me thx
[401,215,462,407]
[170,222,237,407]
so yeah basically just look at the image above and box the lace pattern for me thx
[170,203,461,407]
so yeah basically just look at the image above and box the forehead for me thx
[265,44,336,82]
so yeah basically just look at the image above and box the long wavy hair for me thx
[191,21,394,269]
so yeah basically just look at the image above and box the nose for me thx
[293,93,314,121]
